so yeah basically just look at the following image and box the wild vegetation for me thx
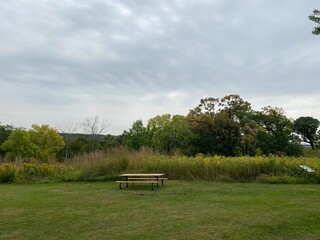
[0,147,319,184]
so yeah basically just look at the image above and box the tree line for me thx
[123,95,320,157]
[1,94,320,161]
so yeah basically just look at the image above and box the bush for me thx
[0,163,16,183]
[15,162,64,183]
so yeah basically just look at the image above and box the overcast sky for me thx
[0,0,319,135]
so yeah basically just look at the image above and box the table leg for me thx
[126,176,129,188]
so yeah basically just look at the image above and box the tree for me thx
[219,94,251,120]
[254,107,302,156]
[103,134,122,149]
[1,125,65,161]
[58,122,79,160]
[0,124,14,156]
[28,125,65,161]
[213,111,241,156]
[186,113,216,155]
[294,116,320,149]
[309,9,320,35]
[82,115,109,151]
[187,94,252,156]
[147,114,170,153]
[218,95,252,156]
[0,128,35,159]
[189,97,219,117]
[124,120,150,150]
[187,98,218,155]
[239,118,259,156]
[147,114,193,154]
[67,135,90,156]
[168,115,194,155]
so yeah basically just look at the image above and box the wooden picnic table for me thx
[116,173,167,190]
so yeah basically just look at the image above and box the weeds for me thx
[0,163,16,183]
[1,146,320,183]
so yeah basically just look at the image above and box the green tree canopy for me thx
[254,107,302,156]
[147,114,193,154]
[294,116,320,149]
[309,9,320,35]
[0,124,14,156]
[213,111,241,156]
[0,128,35,159]
[123,119,150,150]
[1,124,65,161]
[29,124,65,161]
[188,94,253,156]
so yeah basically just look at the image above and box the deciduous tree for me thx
[147,114,193,154]
[188,95,252,156]
[309,9,320,35]
[0,124,14,156]
[213,111,241,156]
[124,120,150,150]
[0,128,34,159]
[294,116,320,149]
[1,125,65,161]
[28,124,65,161]
[58,122,79,160]
[82,115,109,151]
[254,107,302,156]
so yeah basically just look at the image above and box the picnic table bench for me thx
[116,173,167,190]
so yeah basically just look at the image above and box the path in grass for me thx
[1,181,320,240]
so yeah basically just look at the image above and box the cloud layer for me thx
[0,0,319,134]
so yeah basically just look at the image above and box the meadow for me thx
[1,181,320,240]
[1,147,320,184]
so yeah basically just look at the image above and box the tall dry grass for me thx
[61,146,155,181]
[141,155,320,183]
[1,146,319,183]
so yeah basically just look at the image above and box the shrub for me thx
[0,163,16,183]
[15,162,63,183]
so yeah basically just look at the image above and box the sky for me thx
[0,0,319,135]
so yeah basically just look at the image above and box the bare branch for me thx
[57,122,79,135]
[82,115,109,135]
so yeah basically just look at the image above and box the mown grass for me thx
[1,181,320,240]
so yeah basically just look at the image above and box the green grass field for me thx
[1,181,320,240]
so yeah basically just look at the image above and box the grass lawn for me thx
[1,181,320,240]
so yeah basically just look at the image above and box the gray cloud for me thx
[0,0,319,134]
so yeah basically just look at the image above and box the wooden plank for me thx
[120,173,165,177]
[127,178,168,180]
[116,181,158,184]
[116,180,158,190]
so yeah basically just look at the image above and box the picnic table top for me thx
[120,173,165,177]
